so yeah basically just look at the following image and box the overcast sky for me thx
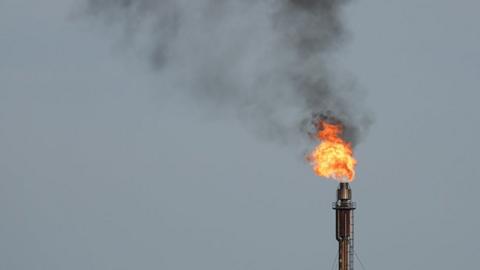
[1,0,480,269]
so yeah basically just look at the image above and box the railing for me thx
[332,201,356,209]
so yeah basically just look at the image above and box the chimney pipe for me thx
[333,183,356,270]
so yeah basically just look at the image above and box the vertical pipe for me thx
[333,183,355,270]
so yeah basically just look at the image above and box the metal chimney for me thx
[333,183,356,270]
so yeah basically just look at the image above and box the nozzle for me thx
[337,183,351,201]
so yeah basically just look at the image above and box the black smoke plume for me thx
[84,0,372,146]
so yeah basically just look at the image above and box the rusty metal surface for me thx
[333,183,355,270]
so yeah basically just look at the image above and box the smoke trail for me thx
[84,0,372,145]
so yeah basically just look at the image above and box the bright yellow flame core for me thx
[307,121,356,182]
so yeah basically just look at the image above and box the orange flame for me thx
[307,121,356,182]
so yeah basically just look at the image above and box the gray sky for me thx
[1,0,480,269]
